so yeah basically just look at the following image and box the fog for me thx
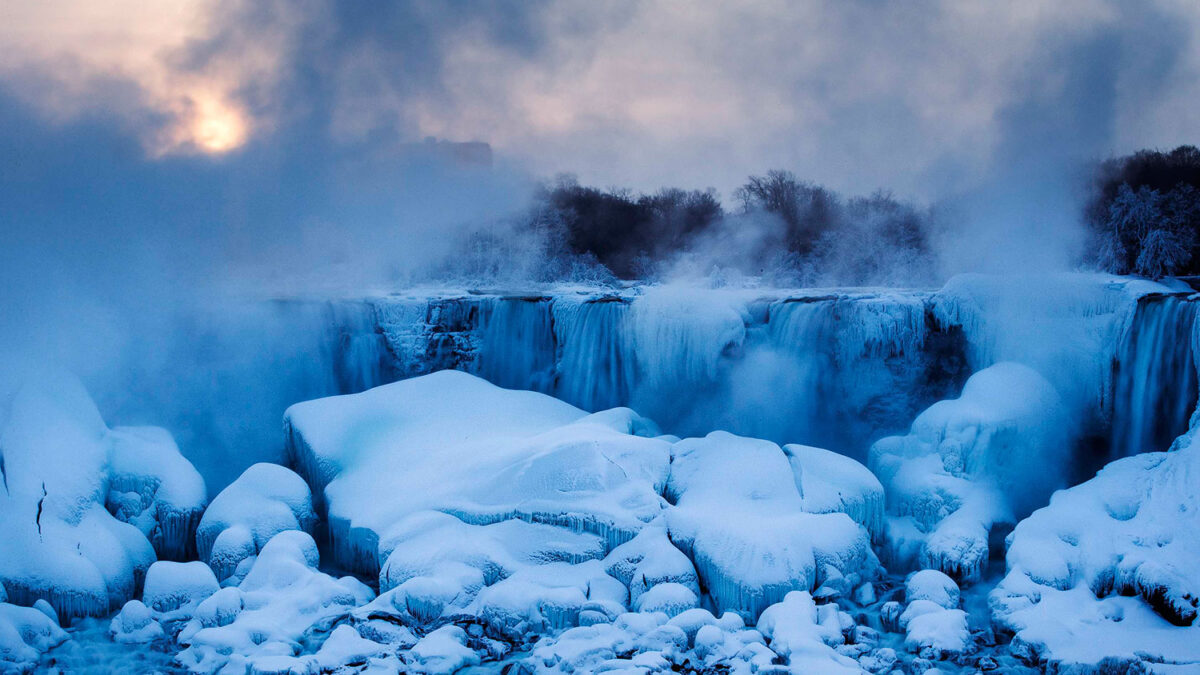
[4,0,1200,490]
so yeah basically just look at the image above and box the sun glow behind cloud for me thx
[0,0,250,156]
[2,0,1200,196]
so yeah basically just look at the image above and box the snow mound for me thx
[141,561,219,613]
[0,375,170,621]
[195,463,316,581]
[106,426,207,561]
[666,431,878,619]
[175,531,374,673]
[528,608,778,674]
[870,362,1069,582]
[283,370,672,578]
[756,591,862,674]
[990,425,1200,671]
[785,443,885,541]
[0,602,68,672]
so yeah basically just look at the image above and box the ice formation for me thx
[194,463,317,581]
[871,362,1070,582]
[284,370,672,577]
[990,424,1200,671]
[0,375,202,621]
[106,426,207,561]
[666,431,878,619]
[6,273,1199,672]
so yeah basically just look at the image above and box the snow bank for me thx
[194,463,316,581]
[284,370,671,577]
[990,425,1200,671]
[871,362,1069,582]
[666,431,877,619]
[0,375,183,621]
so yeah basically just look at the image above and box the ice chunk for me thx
[0,375,157,621]
[141,561,219,613]
[666,431,877,619]
[195,463,316,580]
[469,559,626,639]
[109,599,165,644]
[379,511,606,593]
[633,582,698,617]
[903,608,970,657]
[603,519,699,608]
[871,362,1069,582]
[310,624,390,672]
[990,425,1200,670]
[284,371,671,577]
[529,609,775,673]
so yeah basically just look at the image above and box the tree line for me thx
[505,171,938,285]
[1086,145,1200,278]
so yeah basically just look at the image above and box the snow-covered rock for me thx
[283,370,672,577]
[871,362,1069,582]
[990,425,1200,671]
[0,602,68,672]
[195,463,316,581]
[106,426,207,561]
[905,570,959,610]
[603,519,699,609]
[0,376,163,621]
[666,431,878,619]
[785,443,885,542]
[175,531,374,673]
[141,561,220,613]
[755,591,861,674]
[528,608,776,674]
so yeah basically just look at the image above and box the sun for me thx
[188,95,248,154]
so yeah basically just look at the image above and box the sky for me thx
[3,0,1199,201]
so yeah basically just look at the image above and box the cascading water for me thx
[1111,294,1199,458]
[472,297,557,393]
[551,296,635,411]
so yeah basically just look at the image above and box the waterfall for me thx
[1111,294,1199,458]
[326,301,395,393]
[551,296,635,411]
[472,297,557,393]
